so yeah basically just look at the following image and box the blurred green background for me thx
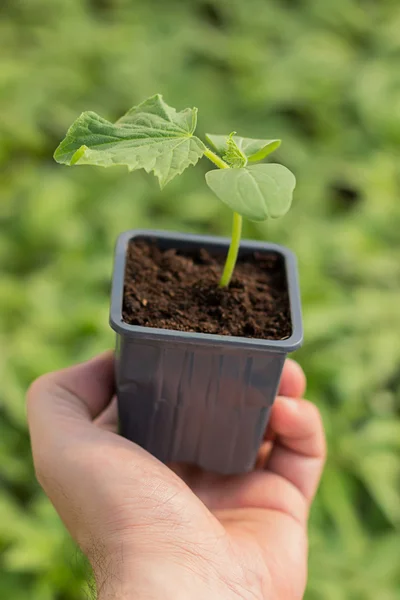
[1,0,400,598]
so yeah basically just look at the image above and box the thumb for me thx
[26,352,192,557]
[27,351,115,427]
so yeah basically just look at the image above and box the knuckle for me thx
[304,398,323,423]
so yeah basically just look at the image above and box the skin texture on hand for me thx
[27,352,326,600]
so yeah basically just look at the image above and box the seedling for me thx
[54,94,295,287]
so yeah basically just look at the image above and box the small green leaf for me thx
[54,94,206,188]
[70,145,88,165]
[206,133,281,162]
[223,132,247,168]
[205,163,295,221]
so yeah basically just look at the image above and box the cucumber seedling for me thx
[54,94,295,287]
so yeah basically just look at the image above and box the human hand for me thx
[27,352,325,600]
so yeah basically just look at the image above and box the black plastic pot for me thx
[110,230,303,475]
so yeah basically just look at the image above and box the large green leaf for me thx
[205,163,295,221]
[206,134,281,162]
[54,95,206,187]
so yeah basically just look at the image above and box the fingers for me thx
[188,395,325,522]
[278,359,306,399]
[265,396,326,502]
[175,360,309,517]
[264,359,306,443]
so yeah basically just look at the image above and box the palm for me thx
[221,508,306,600]
[169,450,309,600]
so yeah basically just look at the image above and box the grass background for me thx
[1,0,399,598]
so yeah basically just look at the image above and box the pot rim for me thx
[110,229,303,353]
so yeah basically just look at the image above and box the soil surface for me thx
[123,239,292,340]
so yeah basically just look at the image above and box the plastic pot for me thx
[110,230,303,475]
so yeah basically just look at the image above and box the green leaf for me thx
[206,133,281,162]
[54,94,206,188]
[205,164,295,221]
[223,131,247,168]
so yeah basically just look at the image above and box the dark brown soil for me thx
[123,239,292,340]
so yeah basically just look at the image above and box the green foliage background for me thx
[1,0,399,598]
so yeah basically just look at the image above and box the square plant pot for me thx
[110,229,303,475]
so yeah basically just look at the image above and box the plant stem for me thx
[203,146,242,288]
[219,212,242,287]
[204,147,230,170]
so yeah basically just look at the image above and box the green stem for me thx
[204,147,230,170]
[219,212,242,287]
[203,146,242,288]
